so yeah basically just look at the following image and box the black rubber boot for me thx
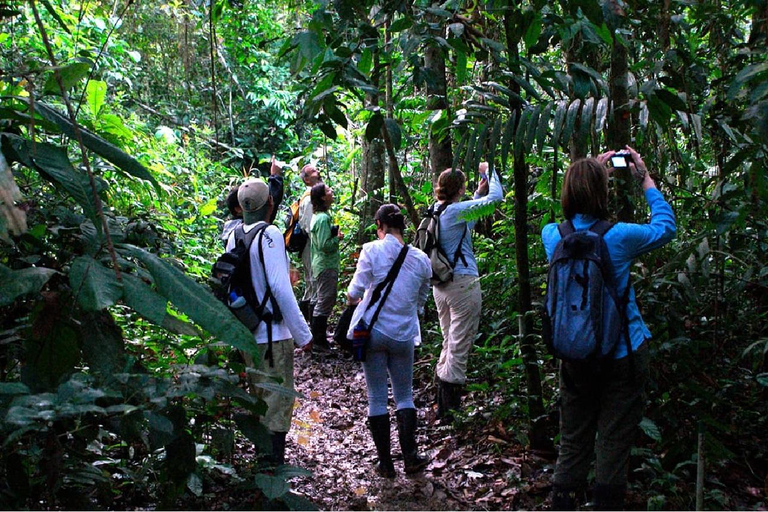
[368,415,395,478]
[299,300,311,323]
[311,315,331,350]
[436,378,463,422]
[593,483,625,511]
[270,431,287,466]
[551,485,580,511]
[395,408,429,474]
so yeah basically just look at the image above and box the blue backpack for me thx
[543,220,631,362]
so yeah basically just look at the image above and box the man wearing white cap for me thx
[226,178,313,465]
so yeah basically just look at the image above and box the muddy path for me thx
[282,350,552,511]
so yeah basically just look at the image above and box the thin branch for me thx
[30,0,121,281]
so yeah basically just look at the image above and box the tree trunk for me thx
[424,11,452,183]
[606,0,634,223]
[358,48,385,246]
[504,0,548,451]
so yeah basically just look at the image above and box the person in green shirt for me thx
[309,183,343,351]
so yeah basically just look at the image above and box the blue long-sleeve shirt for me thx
[541,187,676,358]
[437,171,504,278]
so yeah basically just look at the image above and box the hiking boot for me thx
[311,315,331,351]
[299,300,311,323]
[270,431,287,466]
[395,408,429,474]
[436,378,463,422]
[593,483,625,511]
[368,414,395,478]
[551,484,581,510]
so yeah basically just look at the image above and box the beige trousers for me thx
[433,274,482,385]
[243,339,296,433]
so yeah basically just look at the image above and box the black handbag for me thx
[344,244,410,362]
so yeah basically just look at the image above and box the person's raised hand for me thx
[270,155,282,176]
[597,149,616,169]
[624,145,647,180]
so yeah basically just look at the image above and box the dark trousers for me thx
[553,343,650,489]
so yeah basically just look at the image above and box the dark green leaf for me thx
[561,99,581,146]
[577,97,595,149]
[234,413,271,454]
[551,100,567,148]
[121,245,258,354]
[535,102,552,153]
[389,17,413,32]
[655,88,688,112]
[254,473,291,501]
[525,105,541,153]
[79,310,125,375]
[365,113,384,142]
[639,417,662,442]
[500,111,517,172]
[0,264,57,307]
[69,256,123,311]
[33,103,159,190]
[523,14,542,50]
[514,109,531,159]
[384,118,402,150]
[1,134,101,224]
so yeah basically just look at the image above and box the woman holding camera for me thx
[309,183,343,351]
[541,146,676,510]
[433,162,503,420]
[346,204,432,477]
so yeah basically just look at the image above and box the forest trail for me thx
[282,349,552,511]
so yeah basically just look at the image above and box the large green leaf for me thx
[122,245,258,354]
[254,473,291,501]
[234,412,272,454]
[122,273,201,336]
[561,99,581,146]
[42,61,92,96]
[577,97,595,149]
[23,302,81,391]
[535,101,552,154]
[34,102,159,189]
[0,263,58,307]
[500,110,517,172]
[69,256,123,311]
[86,80,107,119]
[551,100,567,147]
[79,310,125,375]
[1,134,101,224]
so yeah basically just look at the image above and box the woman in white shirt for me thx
[346,204,432,477]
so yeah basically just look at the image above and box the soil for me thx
[282,349,553,511]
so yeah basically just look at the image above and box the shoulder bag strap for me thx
[366,244,410,332]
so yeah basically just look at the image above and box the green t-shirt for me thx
[310,211,340,274]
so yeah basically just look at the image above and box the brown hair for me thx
[561,158,609,220]
[435,168,466,202]
[310,183,329,212]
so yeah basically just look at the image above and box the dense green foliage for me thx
[1,0,766,509]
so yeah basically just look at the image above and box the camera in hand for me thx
[330,225,339,237]
[610,151,633,168]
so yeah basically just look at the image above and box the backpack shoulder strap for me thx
[557,220,575,237]
[589,219,614,237]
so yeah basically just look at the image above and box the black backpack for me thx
[542,220,631,362]
[413,202,467,285]
[211,223,282,365]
